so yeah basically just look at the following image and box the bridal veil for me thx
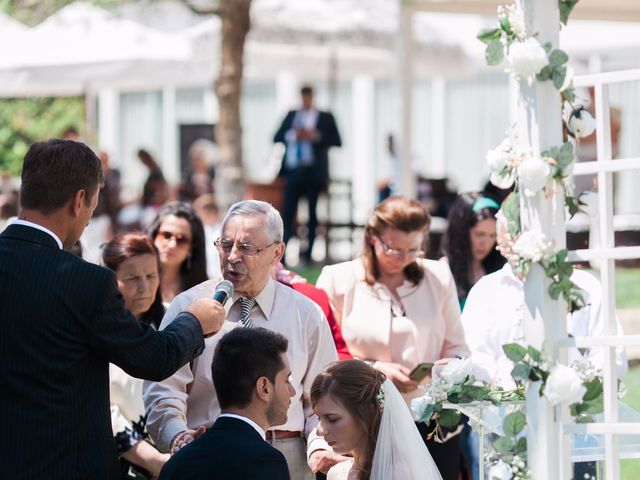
[370,379,443,480]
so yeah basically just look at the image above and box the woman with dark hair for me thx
[312,360,442,480]
[316,195,469,480]
[148,201,208,303]
[102,233,168,479]
[440,193,504,480]
[440,192,505,310]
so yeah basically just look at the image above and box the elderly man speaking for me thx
[144,200,343,479]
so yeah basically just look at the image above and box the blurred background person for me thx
[148,201,208,304]
[274,85,342,266]
[179,139,216,202]
[103,233,168,479]
[439,192,504,480]
[193,193,222,279]
[316,195,469,480]
[440,193,504,310]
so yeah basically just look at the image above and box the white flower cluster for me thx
[497,4,527,40]
[518,156,551,197]
[486,131,520,189]
[543,364,587,406]
[507,38,548,84]
[410,358,473,419]
[569,357,600,383]
[512,230,553,263]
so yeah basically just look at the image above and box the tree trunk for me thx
[214,0,251,212]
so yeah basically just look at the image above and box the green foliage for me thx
[0,97,84,175]
[559,0,579,26]
[486,40,505,66]
[0,0,129,26]
[437,408,461,428]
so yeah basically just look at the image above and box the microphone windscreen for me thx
[212,280,234,306]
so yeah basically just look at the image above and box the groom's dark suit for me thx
[159,416,290,480]
[0,224,205,480]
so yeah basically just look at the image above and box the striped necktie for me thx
[238,297,256,328]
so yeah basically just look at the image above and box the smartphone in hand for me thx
[409,362,434,382]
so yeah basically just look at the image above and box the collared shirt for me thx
[218,413,266,440]
[285,108,319,169]
[12,219,63,249]
[461,263,628,388]
[316,258,470,408]
[143,276,338,454]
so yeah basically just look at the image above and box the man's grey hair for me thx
[221,200,284,243]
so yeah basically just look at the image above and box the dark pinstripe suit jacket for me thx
[0,224,205,479]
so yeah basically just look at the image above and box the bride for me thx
[311,360,443,480]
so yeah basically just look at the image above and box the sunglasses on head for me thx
[157,230,191,246]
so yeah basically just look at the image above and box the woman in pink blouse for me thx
[316,195,469,480]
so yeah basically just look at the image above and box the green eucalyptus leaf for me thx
[512,363,532,382]
[501,193,521,237]
[562,86,576,103]
[504,411,527,437]
[419,403,435,424]
[553,66,567,90]
[486,40,504,66]
[536,66,552,82]
[560,0,579,25]
[477,28,502,45]
[549,49,569,67]
[527,346,542,362]
[438,409,461,428]
[543,42,553,54]
[493,436,515,454]
[583,379,603,402]
[548,282,563,300]
[566,195,581,217]
[503,343,527,362]
[515,437,528,454]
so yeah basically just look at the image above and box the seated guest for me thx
[462,210,627,387]
[103,233,169,478]
[159,327,294,480]
[275,264,352,360]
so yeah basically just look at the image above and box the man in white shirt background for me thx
[144,200,344,479]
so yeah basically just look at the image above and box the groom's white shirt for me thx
[462,263,627,388]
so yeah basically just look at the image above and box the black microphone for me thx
[212,280,234,306]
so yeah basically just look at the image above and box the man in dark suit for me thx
[159,327,294,479]
[0,139,225,480]
[274,86,342,265]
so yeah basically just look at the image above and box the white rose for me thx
[544,364,587,406]
[488,460,513,480]
[518,156,550,196]
[440,358,473,386]
[507,38,548,81]
[568,107,596,138]
[410,395,432,420]
[512,230,551,262]
[486,145,512,172]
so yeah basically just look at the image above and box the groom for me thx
[159,327,295,479]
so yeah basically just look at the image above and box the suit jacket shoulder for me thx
[159,417,290,480]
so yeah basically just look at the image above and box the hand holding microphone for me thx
[185,281,234,337]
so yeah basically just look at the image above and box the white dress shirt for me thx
[143,276,338,454]
[462,263,628,388]
[218,413,266,440]
[11,219,63,249]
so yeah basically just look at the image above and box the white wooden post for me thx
[352,75,376,221]
[97,88,120,165]
[396,1,416,197]
[516,1,570,478]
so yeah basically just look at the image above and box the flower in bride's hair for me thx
[440,358,473,387]
[376,385,385,410]
[488,459,513,480]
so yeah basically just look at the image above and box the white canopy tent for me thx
[0,2,192,98]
